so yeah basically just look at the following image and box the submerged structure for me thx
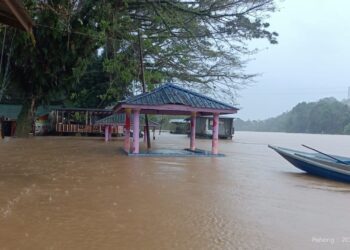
[169,118,189,134]
[192,114,235,139]
[0,104,60,136]
[95,113,159,142]
[53,108,113,135]
[114,83,238,156]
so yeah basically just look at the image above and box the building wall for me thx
[196,117,234,139]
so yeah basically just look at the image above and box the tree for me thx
[2,0,278,136]
[1,0,108,136]
[236,98,350,135]
[343,123,350,135]
[99,0,278,101]
[0,26,16,102]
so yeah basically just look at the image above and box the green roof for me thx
[0,104,62,120]
[0,104,21,120]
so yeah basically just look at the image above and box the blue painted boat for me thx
[269,145,350,183]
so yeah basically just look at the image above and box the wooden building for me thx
[52,108,113,135]
[169,118,189,134]
[192,114,235,139]
[0,104,59,136]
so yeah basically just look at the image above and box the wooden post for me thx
[132,109,140,154]
[0,116,4,139]
[190,112,196,150]
[212,113,219,154]
[124,109,131,153]
[138,29,151,149]
[143,126,147,143]
[104,125,109,142]
[108,125,112,141]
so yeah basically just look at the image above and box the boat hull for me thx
[269,145,350,183]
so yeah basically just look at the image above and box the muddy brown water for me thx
[1,132,350,250]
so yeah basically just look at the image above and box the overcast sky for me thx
[237,0,350,120]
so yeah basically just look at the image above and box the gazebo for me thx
[114,83,238,156]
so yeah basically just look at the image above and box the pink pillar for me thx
[212,113,219,154]
[124,109,131,153]
[104,125,109,142]
[132,109,140,154]
[190,112,196,150]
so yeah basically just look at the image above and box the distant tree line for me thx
[236,97,350,135]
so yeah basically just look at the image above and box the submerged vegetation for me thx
[236,97,350,135]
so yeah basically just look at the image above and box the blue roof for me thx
[119,83,238,111]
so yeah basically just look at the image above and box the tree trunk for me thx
[15,96,36,137]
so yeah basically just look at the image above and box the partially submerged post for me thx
[138,28,151,149]
[190,112,196,151]
[124,109,131,153]
[132,109,140,153]
[212,113,219,154]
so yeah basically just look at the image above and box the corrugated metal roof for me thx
[120,83,238,111]
[0,104,21,120]
[95,114,159,127]
[53,107,113,114]
[0,104,61,120]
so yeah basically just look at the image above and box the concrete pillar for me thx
[124,109,131,153]
[212,113,219,154]
[190,112,196,151]
[104,125,109,142]
[132,109,140,154]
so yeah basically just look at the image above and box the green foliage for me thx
[95,0,278,102]
[343,123,350,134]
[236,98,350,135]
[2,0,278,136]
[1,0,107,136]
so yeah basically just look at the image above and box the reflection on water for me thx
[1,132,350,249]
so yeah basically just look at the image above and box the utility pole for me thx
[138,29,151,149]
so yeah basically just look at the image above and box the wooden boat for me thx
[268,145,350,183]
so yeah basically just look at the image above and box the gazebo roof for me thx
[0,0,33,33]
[115,83,238,115]
[95,113,159,127]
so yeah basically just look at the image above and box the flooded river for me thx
[1,132,350,249]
